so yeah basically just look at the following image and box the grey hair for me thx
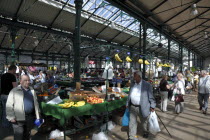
[134,71,142,78]
[201,70,207,75]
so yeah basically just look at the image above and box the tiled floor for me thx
[1,92,210,140]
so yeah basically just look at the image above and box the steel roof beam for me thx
[174,7,210,31]
[120,35,134,45]
[0,28,8,49]
[94,9,120,38]
[107,0,200,55]
[190,36,203,44]
[193,39,209,47]
[48,0,70,28]
[109,20,137,42]
[150,0,168,12]
[46,36,62,53]
[180,18,210,36]
[0,17,71,37]
[17,29,31,49]
[185,27,209,40]
[163,0,201,24]
[13,0,24,20]
[81,1,103,28]
[32,33,49,52]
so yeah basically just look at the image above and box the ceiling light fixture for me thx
[204,32,208,39]
[110,21,116,29]
[191,4,198,16]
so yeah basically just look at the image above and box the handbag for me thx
[175,94,184,102]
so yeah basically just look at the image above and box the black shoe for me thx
[199,107,202,110]
[143,133,149,138]
[203,110,207,114]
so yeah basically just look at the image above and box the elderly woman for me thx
[173,73,185,114]
[159,75,170,112]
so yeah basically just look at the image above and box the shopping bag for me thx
[149,111,161,133]
[122,108,130,126]
[175,94,184,102]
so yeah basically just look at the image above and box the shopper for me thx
[159,75,170,112]
[6,75,41,140]
[173,73,185,114]
[126,71,156,139]
[39,71,46,83]
[193,73,199,91]
[198,70,210,114]
[0,65,17,127]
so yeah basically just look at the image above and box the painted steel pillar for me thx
[73,0,83,82]
[99,57,102,68]
[68,55,70,73]
[142,23,147,80]
[139,23,142,71]
[60,60,62,70]
[179,44,183,72]
[188,49,190,70]
[46,53,49,69]
[167,39,171,71]
[10,28,18,64]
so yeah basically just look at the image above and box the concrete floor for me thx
[1,91,210,140]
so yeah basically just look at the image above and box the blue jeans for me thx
[0,95,12,128]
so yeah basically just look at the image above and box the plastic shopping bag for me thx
[122,108,130,126]
[149,111,161,133]
[92,132,108,140]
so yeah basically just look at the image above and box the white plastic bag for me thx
[92,132,108,140]
[49,129,64,139]
[149,112,161,134]
[100,121,116,131]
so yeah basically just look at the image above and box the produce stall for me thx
[38,84,128,140]
[40,97,127,126]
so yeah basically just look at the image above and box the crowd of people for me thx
[159,70,210,115]
[126,69,210,140]
[1,65,210,140]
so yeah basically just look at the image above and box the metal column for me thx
[73,0,83,82]
[60,60,62,70]
[68,55,70,73]
[167,39,171,71]
[139,23,142,71]
[142,23,147,80]
[188,49,190,70]
[10,28,18,64]
[179,44,183,72]
[46,53,49,69]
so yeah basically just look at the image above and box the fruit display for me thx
[87,97,104,104]
[115,54,123,62]
[38,91,49,96]
[58,100,86,108]
[126,56,132,62]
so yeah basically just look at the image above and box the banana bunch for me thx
[138,59,143,64]
[72,101,85,107]
[138,59,150,65]
[115,54,123,62]
[126,56,132,62]
[58,101,74,108]
[145,60,150,65]
[58,101,85,108]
